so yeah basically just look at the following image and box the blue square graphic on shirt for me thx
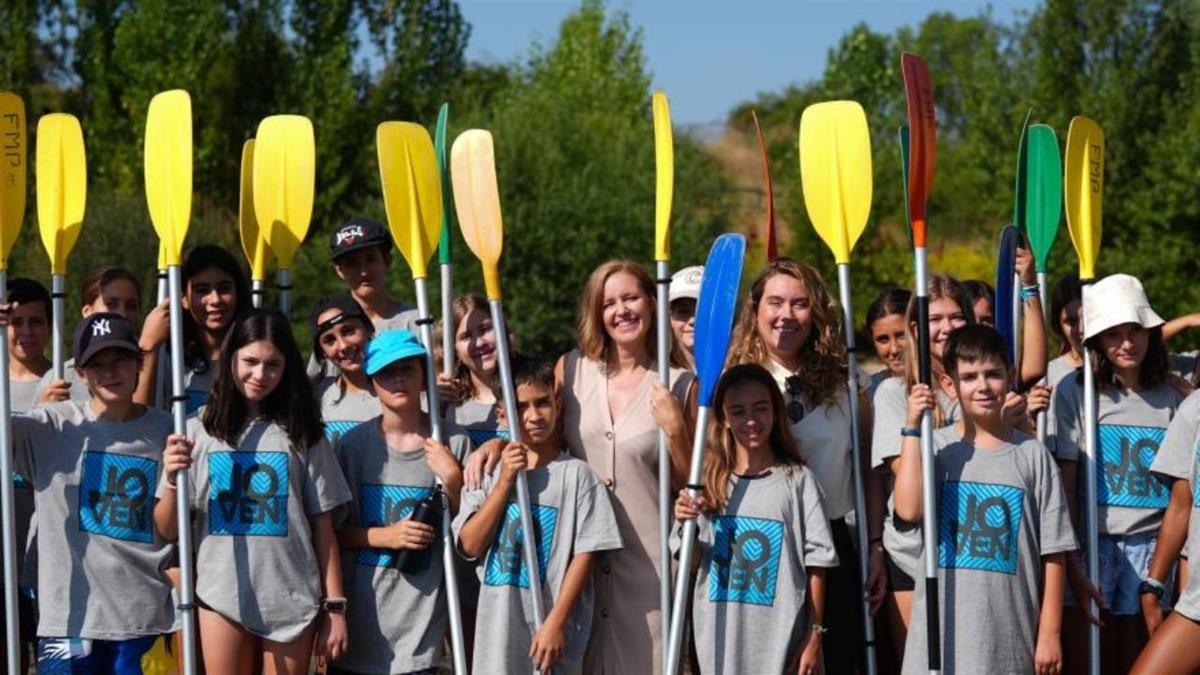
[1098,424,1168,509]
[483,502,557,589]
[209,452,289,536]
[707,515,784,607]
[78,451,157,543]
[185,389,208,415]
[323,421,361,443]
[356,484,433,568]
[1193,442,1200,508]
[939,481,1024,575]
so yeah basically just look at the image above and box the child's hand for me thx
[529,615,566,672]
[464,438,505,490]
[905,383,935,428]
[1033,628,1061,675]
[1026,384,1052,416]
[866,544,888,616]
[498,441,529,486]
[0,302,13,327]
[139,298,171,350]
[163,434,195,484]
[1016,246,1037,286]
[1142,593,1165,635]
[37,379,71,404]
[1066,553,1107,627]
[649,380,685,433]
[674,489,705,521]
[796,628,822,675]
[1001,391,1028,427]
[379,517,435,550]
[436,373,462,406]
[423,438,459,485]
[315,610,349,661]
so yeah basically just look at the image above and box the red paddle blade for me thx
[751,110,777,261]
[902,52,936,248]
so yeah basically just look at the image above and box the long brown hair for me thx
[576,260,685,369]
[703,363,805,513]
[902,275,975,426]
[435,293,503,402]
[1086,325,1170,391]
[728,258,845,407]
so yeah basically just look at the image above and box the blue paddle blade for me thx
[693,233,747,407]
[994,224,1020,363]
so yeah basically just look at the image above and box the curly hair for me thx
[727,258,846,407]
[702,363,805,513]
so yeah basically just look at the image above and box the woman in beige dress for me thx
[557,260,695,674]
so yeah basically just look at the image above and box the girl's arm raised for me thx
[134,298,170,406]
[1016,248,1048,388]
[893,384,934,523]
[459,441,526,559]
[312,511,348,661]
[531,551,596,672]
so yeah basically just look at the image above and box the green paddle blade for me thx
[1023,124,1062,272]
[1064,116,1103,281]
[436,103,452,266]
[0,92,27,269]
[1012,108,1033,230]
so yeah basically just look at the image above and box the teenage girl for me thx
[311,293,379,445]
[863,287,912,400]
[674,363,837,674]
[155,310,351,674]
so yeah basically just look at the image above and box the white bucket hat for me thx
[1083,273,1164,341]
[669,265,703,303]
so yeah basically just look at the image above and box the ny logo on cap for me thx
[92,319,112,337]
[336,225,365,246]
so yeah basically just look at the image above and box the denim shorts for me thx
[1098,531,1175,616]
[36,635,164,674]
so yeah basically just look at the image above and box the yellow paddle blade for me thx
[144,90,192,267]
[653,91,673,261]
[450,129,504,299]
[238,139,273,281]
[157,240,167,270]
[36,113,87,275]
[253,115,315,269]
[378,121,442,280]
[799,101,872,265]
[1064,116,1103,280]
[0,92,27,268]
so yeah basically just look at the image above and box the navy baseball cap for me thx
[74,313,140,366]
[330,218,392,260]
[364,330,427,377]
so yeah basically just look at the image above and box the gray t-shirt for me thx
[14,401,177,639]
[454,453,623,675]
[687,466,838,673]
[871,376,961,578]
[158,418,352,642]
[11,377,44,413]
[331,418,471,674]
[1149,389,1200,620]
[444,396,507,447]
[1053,378,1183,536]
[11,375,44,585]
[315,376,380,446]
[902,428,1078,675]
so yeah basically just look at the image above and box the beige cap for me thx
[1083,273,1164,340]
[669,266,704,303]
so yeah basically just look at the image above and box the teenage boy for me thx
[893,324,1077,674]
[455,356,622,674]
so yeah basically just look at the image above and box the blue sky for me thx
[459,0,1040,124]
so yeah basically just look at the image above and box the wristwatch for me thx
[321,597,348,613]
[1139,578,1165,599]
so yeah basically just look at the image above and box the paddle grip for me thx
[0,270,20,675]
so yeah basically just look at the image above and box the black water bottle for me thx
[394,486,444,575]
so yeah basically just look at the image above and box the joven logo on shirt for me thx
[939,481,1024,575]
[707,515,784,606]
[1098,425,1168,509]
[484,502,557,589]
[357,484,433,569]
[79,452,157,543]
[324,421,361,444]
[209,452,289,536]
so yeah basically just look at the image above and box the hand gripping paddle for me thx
[143,89,198,675]
[799,99,878,675]
[665,233,747,675]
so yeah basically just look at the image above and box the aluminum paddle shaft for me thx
[414,277,468,674]
[915,248,941,675]
[168,265,199,675]
[51,274,65,379]
[441,264,454,375]
[0,272,18,675]
[489,299,546,629]
[656,258,672,672]
[1081,282,1100,675]
[838,264,877,675]
[665,405,711,674]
